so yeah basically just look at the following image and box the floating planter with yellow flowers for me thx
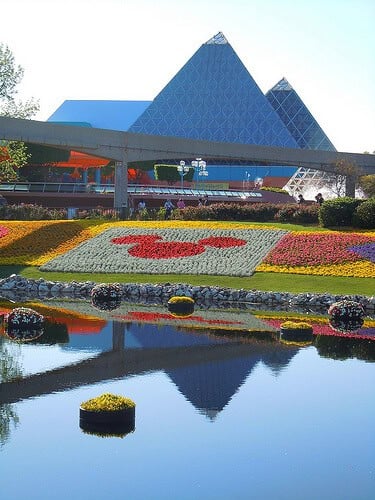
[91,283,122,311]
[167,296,195,317]
[280,321,313,343]
[80,393,136,437]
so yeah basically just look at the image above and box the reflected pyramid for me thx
[129,33,298,148]
[127,323,299,419]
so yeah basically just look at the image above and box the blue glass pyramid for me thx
[129,33,298,148]
[266,77,336,151]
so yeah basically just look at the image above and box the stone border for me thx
[0,274,374,316]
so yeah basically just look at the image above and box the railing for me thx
[0,182,263,199]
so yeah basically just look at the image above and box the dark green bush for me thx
[352,198,375,228]
[273,204,319,224]
[318,197,363,227]
[175,203,281,222]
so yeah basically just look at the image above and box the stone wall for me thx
[0,274,374,316]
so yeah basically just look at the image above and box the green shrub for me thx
[352,197,375,228]
[273,204,319,224]
[260,187,289,194]
[318,197,363,227]
[174,202,282,222]
[0,204,67,220]
[292,204,319,224]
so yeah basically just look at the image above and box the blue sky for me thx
[2,0,374,153]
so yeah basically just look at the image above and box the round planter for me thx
[6,326,44,343]
[167,299,195,317]
[329,318,364,333]
[91,284,122,311]
[280,327,313,342]
[91,296,122,311]
[7,307,44,330]
[79,407,135,436]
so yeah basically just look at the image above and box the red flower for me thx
[111,233,247,259]
[264,233,375,266]
[0,226,9,238]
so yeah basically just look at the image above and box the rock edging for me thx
[0,274,373,315]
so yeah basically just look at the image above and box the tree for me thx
[359,175,375,198]
[324,159,362,198]
[0,43,39,181]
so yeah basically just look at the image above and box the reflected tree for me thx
[0,338,22,446]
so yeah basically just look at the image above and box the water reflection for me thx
[0,298,374,439]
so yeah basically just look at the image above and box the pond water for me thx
[0,299,374,500]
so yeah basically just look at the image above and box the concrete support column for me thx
[112,321,125,351]
[95,167,101,185]
[345,175,356,197]
[114,150,128,219]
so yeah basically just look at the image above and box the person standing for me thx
[315,193,324,205]
[177,198,185,209]
[164,199,174,219]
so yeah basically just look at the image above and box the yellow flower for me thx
[81,393,135,412]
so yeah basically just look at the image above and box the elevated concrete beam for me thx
[1,117,375,175]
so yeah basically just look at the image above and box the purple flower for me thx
[348,243,375,263]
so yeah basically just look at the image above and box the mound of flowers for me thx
[6,307,44,329]
[91,283,122,311]
[328,300,365,333]
[4,307,44,342]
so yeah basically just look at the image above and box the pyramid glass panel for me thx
[266,78,336,151]
[129,34,298,148]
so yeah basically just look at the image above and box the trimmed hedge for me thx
[352,198,375,229]
[318,197,363,228]
[174,202,319,224]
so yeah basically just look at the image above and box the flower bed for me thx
[0,221,96,266]
[41,227,287,276]
[257,231,375,277]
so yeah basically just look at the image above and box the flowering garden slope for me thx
[40,226,287,276]
[0,221,374,279]
[258,231,375,278]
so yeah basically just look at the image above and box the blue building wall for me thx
[48,100,151,131]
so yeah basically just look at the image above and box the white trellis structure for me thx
[283,167,330,197]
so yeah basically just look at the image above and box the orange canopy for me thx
[53,151,110,169]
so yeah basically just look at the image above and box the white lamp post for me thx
[177,160,190,190]
[191,158,207,190]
